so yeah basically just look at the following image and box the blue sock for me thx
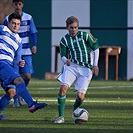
[13,95,18,103]
[24,80,29,87]
[17,83,34,107]
[13,87,18,103]
[0,94,12,113]
[13,87,19,103]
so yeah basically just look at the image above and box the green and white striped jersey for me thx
[59,31,99,69]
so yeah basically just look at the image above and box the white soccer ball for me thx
[72,108,89,124]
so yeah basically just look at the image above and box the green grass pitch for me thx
[0,79,133,133]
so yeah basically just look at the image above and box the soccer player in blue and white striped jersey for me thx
[54,16,99,123]
[4,0,38,107]
[0,13,47,120]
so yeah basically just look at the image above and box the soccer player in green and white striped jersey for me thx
[54,16,99,124]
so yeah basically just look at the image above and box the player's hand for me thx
[32,46,37,54]
[92,66,99,76]
[66,59,71,66]
[19,60,25,67]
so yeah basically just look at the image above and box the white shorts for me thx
[57,63,93,94]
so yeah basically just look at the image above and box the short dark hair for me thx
[12,0,23,3]
[8,13,21,22]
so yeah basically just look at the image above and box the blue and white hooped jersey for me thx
[0,25,22,64]
[4,12,37,55]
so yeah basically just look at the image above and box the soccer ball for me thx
[72,108,89,124]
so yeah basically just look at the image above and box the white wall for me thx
[51,0,90,72]
[127,0,133,80]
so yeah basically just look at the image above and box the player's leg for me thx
[0,62,16,120]
[0,62,48,115]
[23,73,31,87]
[12,60,20,107]
[13,95,19,107]
[54,66,76,123]
[73,92,85,111]
[19,55,34,105]
[20,55,34,87]
[0,86,16,120]
[12,85,20,108]
[73,68,92,111]
[54,85,68,123]
[13,77,48,112]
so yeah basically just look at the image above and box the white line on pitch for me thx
[0,86,133,91]
[24,86,133,90]
[36,99,133,103]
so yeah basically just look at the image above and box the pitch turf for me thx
[0,79,133,133]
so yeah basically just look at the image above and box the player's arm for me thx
[31,33,37,54]
[30,17,38,54]
[86,32,99,76]
[60,39,71,66]
[92,49,99,76]
[61,56,71,66]
[14,43,25,68]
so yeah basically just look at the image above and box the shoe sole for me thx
[54,121,64,124]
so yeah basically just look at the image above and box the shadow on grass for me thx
[0,127,133,133]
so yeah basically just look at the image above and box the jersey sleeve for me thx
[86,32,99,51]
[59,37,68,58]
[14,42,22,63]
[31,33,37,46]
[30,17,37,34]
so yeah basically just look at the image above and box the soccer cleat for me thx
[18,95,24,106]
[29,102,48,113]
[0,115,6,120]
[13,102,20,108]
[54,116,65,124]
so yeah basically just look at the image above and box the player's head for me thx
[66,16,79,37]
[12,0,24,15]
[8,13,21,33]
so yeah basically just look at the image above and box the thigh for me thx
[19,55,34,74]
[75,68,92,94]
[57,65,76,87]
[0,62,19,88]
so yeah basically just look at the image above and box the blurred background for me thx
[0,0,132,80]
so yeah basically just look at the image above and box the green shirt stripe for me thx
[60,31,99,69]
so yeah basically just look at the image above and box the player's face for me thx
[12,2,23,15]
[67,22,78,37]
[8,19,20,33]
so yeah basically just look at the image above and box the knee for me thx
[77,92,85,102]
[59,85,68,96]
[24,74,31,81]
[6,88,16,98]
[13,76,24,86]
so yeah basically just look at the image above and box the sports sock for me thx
[13,87,19,103]
[58,94,66,117]
[0,94,12,113]
[13,95,18,103]
[73,98,83,110]
[24,80,29,87]
[16,83,34,107]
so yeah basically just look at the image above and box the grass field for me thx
[0,79,133,133]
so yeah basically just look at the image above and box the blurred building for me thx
[1,0,132,80]
[0,0,13,24]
